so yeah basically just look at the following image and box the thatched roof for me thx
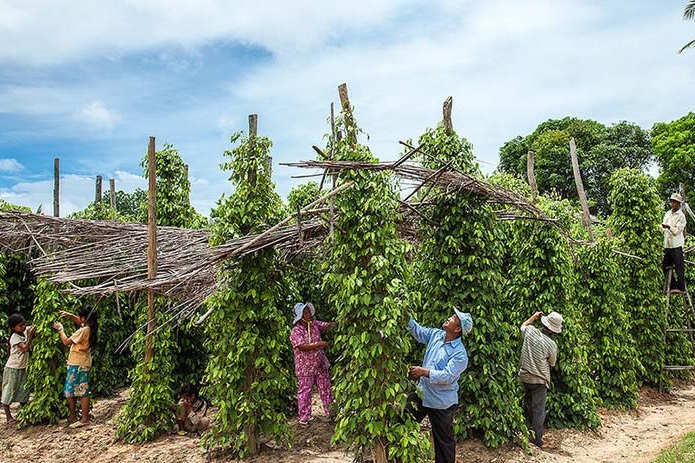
[0,160,552,308]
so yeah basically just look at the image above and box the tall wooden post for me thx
[145,137,158,364]
[248,114,258,187]
[95,175,102,203]
[338,83,356,146]
[570,138,594,240]
[443,96,453,134]
[109,179,116,210]
[527,150,538,199]
[53,158,60,217]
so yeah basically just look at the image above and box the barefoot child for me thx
[52,305,98,427]
[2,313,36,424]
[176,383,210,434]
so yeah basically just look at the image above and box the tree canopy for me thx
[652,112,695,200]
[497,117,652,216]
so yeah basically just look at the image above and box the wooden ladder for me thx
[663,266,695,372]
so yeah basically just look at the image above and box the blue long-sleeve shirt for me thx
[408,318,468,409]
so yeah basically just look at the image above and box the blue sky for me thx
[1,0,693,216]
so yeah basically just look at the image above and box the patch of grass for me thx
[652,430,695,463]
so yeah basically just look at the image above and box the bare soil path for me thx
[2,382,695,463]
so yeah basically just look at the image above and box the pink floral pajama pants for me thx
[297,373,333,421]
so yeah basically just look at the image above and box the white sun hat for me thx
[292,302,315,325]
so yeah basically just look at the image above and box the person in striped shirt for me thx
[518,310,563,449]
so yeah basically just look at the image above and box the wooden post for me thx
[527,150,538,199]
[145,136,158,364]
[443,96,453,133]
[569,138,594,240]
[338,83,356,146]
[53,158,60,217]
[95,175,102,203]
[109,179,116,210]
[329,102,336,240]
[248,114,258,187]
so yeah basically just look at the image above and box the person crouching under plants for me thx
[289,302,336,427]
[518,311,563,449]
[2,313,36,424]
[404,307,473,463]
[52,304,98,428]
[176,383,210,435]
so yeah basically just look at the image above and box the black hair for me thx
[78,304,98,350]
[179,383,198,398]
[8,313,26,330]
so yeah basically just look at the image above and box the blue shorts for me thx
[64,365,90,398]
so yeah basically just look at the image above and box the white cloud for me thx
[77,101,121,131]
[1,1,693,216]
[0,159,23,173]
[0,0,421,65]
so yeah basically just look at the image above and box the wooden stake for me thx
[569,138,594,240]
[145,136,158,364]
[248,114,258,187]
[338,83,356,146]
[109,179,116,210]
[53,158,60,217]
[527,150,538,199]
[95,175,102,204]
[443,96,453,133]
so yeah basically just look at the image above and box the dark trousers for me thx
[405,392,457,463]
[522,382,548,447]
[663,247,686,292]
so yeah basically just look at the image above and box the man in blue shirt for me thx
[405,308,473,463]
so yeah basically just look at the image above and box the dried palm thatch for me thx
[0,160,554,308]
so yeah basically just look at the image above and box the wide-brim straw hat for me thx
[541,311,563,334]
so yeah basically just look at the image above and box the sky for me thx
[0,0,693,217]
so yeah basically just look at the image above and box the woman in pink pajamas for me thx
[289,302,335,426]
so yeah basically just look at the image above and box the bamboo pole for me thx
[569,138,594,240]
[53,158,60,217]
[145,137,158,364]
[527,150,538,200]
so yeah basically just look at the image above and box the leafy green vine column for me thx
[201,124,292,457]
[499,185,599,432]
[116,143,203,442]
[19,279,75,424]
[324,86,427,463]
[607,168,682,388]
[574,238,640,408]
[411,125,527,447]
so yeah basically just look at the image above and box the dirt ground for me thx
[2,382,695,463]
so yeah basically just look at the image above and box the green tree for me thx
[498,117,652,215]
[652,112,695,199]
[201,129,292,457]
[678,1,695,53]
